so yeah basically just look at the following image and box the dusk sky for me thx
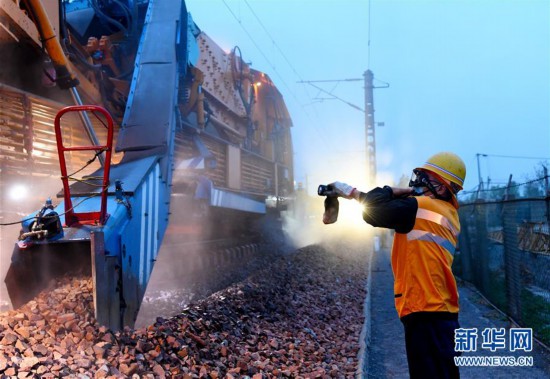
[186,0,550,194]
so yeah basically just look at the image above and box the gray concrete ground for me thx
[366,248,550,378]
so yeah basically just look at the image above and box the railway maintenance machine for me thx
[0,0,294,329]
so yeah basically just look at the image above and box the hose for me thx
[91,0,129,36]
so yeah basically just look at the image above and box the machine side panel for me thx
[117,64,177,151]
[111,161,167,326]
[116,0,182,154]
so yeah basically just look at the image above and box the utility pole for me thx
[544,166,549,225]
[476,153,487,199]
[364,70,376,186]
[298,72,387,185]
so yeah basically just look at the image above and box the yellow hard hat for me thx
[417,152,466,192]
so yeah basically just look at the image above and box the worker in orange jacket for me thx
[327,152,466,379]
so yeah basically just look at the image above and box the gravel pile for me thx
[0,243,369,378]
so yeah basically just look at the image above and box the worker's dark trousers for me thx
[402,312,460,379]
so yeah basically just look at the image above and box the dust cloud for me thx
[282,196,368,248]
[135,193,220,327]
[282,164,406,255]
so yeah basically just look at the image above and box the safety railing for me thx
[54,105,114,226]
[456,196,550,346]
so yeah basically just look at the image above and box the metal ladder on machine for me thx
[54,105,114,226]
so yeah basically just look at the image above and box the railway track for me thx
[0,239,371,378]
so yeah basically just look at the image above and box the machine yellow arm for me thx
[27,0,79,89]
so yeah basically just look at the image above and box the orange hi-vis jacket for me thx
[392,196,460,318]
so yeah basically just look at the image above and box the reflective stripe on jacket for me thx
[391,196,460,318]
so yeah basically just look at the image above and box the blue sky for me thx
[186,0,550,194]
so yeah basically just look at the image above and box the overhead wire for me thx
[243,0,306,85]
[220,0,298,105]
[477,153,550,190]
[220,0,330,148]
[307,83,364,112]
[483,154,550,160]
[242,0,323,118]
[459,175,549,196]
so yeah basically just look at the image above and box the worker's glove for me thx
[328,181,356,199]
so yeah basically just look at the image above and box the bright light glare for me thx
[9,184,28,202]
[333,199,366,232]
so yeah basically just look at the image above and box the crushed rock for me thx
[0,243,369,378]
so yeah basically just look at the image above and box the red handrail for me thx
[54,105,113,226]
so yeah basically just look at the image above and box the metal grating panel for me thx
[201,135,226,187]
[242,153,274,194]
[0,85,120,178]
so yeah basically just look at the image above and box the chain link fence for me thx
[455,193,550,346]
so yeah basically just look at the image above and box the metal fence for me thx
[455,197,550,346]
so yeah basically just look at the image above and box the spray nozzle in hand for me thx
[317,184,334,197]
[318,182,355,199]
